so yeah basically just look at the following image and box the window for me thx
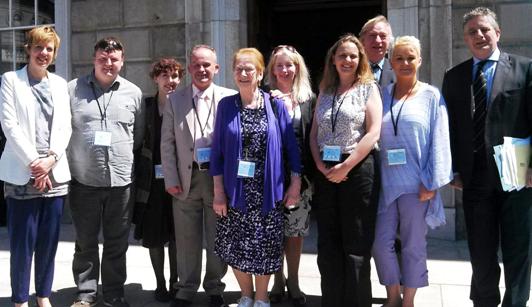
[0,0,55,74]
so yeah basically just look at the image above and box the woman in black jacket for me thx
[134,58,184,302]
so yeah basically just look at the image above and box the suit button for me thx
[190,148,193,152]
[188,165,191,169]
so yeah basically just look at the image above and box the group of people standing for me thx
[1,5,531,307]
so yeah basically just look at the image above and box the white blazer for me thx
[0,66,72,185]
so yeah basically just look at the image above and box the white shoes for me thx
[253,300,271,307]
[236,296,270,307]
[237,296,253,307]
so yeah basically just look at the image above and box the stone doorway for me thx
[248,0,387,91]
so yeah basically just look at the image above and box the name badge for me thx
[237,160,256,178]
[196,147,211,163]
[154,164,164,179]
[94,131,112,146]
[322,145,341,162]
[387,148,407,165]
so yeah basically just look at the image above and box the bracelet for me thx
[291,171,301,177]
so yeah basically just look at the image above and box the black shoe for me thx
[170,298,192,307]
[209,294,227,307]
[269,287,286,304]
[154,287,171,302]
[103,297,130,307]
[169,286,178,299]
[287,280,307,307]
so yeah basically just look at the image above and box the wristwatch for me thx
[49,152,59,162]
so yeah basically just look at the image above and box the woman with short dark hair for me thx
[133,57,184,302]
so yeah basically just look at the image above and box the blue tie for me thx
[371,63,380,81]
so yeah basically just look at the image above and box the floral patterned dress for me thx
[214,106,284,275]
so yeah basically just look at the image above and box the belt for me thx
[192,161,210,171]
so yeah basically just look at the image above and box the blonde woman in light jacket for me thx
[0,26,71,307]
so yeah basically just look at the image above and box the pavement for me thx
[0,218,530,307]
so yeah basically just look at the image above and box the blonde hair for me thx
[319,33,374,93]
[25,26,61,60]
[391,36,421,57]
[232,48,265,75]
[266,46,313,103]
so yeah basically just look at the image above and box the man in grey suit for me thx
[359,15,395,87]
[161,44,236,307]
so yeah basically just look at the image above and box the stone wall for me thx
[70,0,246,95]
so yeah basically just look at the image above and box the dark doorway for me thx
[249,0,387,92]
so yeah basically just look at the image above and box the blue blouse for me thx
[379,82,453,228]
[210,91,301,215]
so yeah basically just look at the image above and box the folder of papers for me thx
[493,136,530,191]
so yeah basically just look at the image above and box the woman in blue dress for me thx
[210,48,301,307]
[372,36,453,307]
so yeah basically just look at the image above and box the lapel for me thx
[145,96,157,149]
[459,59,474,119]
[48,73,60,145]
[489,52,510,104]
[182,86,196,138]
[17,66,36,137]
[379,58,394,87]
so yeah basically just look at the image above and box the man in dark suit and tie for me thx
[442,7,532,307]
[359,15,395,87]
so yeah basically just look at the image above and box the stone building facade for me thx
[1,0,531,239]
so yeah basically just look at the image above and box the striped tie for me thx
[472,60,488,154]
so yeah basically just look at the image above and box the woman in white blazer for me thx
[0,26,71,307]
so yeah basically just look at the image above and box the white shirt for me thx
[191,84,215,161]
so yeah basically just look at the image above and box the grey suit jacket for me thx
[160,83,237,200]
[379,57,395,88]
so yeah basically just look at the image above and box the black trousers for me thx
[70,181,134,303]
[463,169,532,307]
[314,154,379,307]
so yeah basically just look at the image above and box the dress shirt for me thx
[192,84,215,161]
[370,58,385,82]
[68,72,144,187]
[472,48,500,104]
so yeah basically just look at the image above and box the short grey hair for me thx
[359,15,393,40]
[463,7,499,31]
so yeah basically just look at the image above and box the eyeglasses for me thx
[271,45,297,55]
[94,39,123,53]
[234,66,256,74]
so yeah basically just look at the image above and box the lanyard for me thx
[91,83,115,124]
[389,81,417,136]
[192,94,214,138]
[330,84,353,133]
